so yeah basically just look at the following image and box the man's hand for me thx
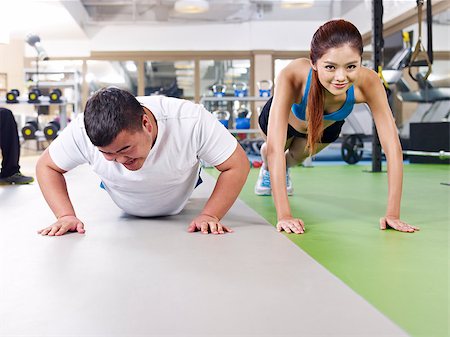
[38,215,85,236]
[380,217,420,233]
[276,216,305,234]
[187,214,233,235]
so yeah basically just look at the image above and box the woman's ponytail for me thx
[306,69,324,155]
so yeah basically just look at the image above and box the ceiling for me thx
[76,0,355,25]
[4,1,448,44]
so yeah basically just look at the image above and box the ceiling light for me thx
[281,0,314,9]
[174,0,209,14]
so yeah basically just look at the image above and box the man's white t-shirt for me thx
[49,96,238,217]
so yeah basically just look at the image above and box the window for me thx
[144,60,194,100]
[86,60,138,96]
[199,59,251,98]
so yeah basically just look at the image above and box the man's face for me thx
[97,116,154,171]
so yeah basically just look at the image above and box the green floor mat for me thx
[207,164,449,337]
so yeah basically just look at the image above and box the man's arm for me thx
[36,149,85,236]
[187,144,250,234]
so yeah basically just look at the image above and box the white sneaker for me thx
[286,168,294,196]
[255,167,271,195]
[255,167,294,196]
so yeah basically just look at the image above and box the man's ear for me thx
[142,113,152,133]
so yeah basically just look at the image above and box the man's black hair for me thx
[84,87,144,147]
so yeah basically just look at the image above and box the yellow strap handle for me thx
[402,32,410,44]
[378,66,389,90]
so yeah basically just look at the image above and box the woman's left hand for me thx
[379,217,420,233]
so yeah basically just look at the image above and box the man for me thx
[36,87,249,236]
[0,107,34,185]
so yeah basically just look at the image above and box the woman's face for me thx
[312,44,362,96]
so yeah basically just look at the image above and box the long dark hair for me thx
[84,87,144,147]
[307,19,363,154]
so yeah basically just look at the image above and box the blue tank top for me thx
[291,69,355,121]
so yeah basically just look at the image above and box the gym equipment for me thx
[378,31,448,143]
[408,122,449,164]
[21,120,39,140]
[341,134,364,165]
[235,118,251,129]
[397,72,450,105]
[384,32,413,71]
[145,81,183,98]
[6,89,20,103]
[25,33,48,61]
[212,109,230,128]
[339,104,372,164]
[234,106,251,129]
[212,84,226,97]
[371,0,385,172]
[49,89,62,103]
[43,120,61,140]
[239,138,264,156]
[251,160,263,168]
[407,0,433,81]
[211,84,231,127]
[403,150,449,160]
[28,89,41,103]
[257,80,273,97]
[233,82,248,98]
[370,0,434,171]
[397,74,450,141]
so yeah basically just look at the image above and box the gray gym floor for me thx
[0,157,409,336]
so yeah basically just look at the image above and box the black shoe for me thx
[0,172,34,185]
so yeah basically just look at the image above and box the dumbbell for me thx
[43,120,61,140]
[21,121,39,140]
[28,89,41,103]
[49,89,62,103]
[6,89,20,103]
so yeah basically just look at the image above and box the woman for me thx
[255,19,418,234]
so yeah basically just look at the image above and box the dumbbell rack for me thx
[0,96,69,128]
[0,96,70,149]
[24,69,82,115]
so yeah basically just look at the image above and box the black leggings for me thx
[0,108,21,178]
[258,96,344,143]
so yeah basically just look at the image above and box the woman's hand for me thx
[380,217,420,233]
[276,216,305,234]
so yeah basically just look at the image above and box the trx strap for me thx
[408,0,432,81]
